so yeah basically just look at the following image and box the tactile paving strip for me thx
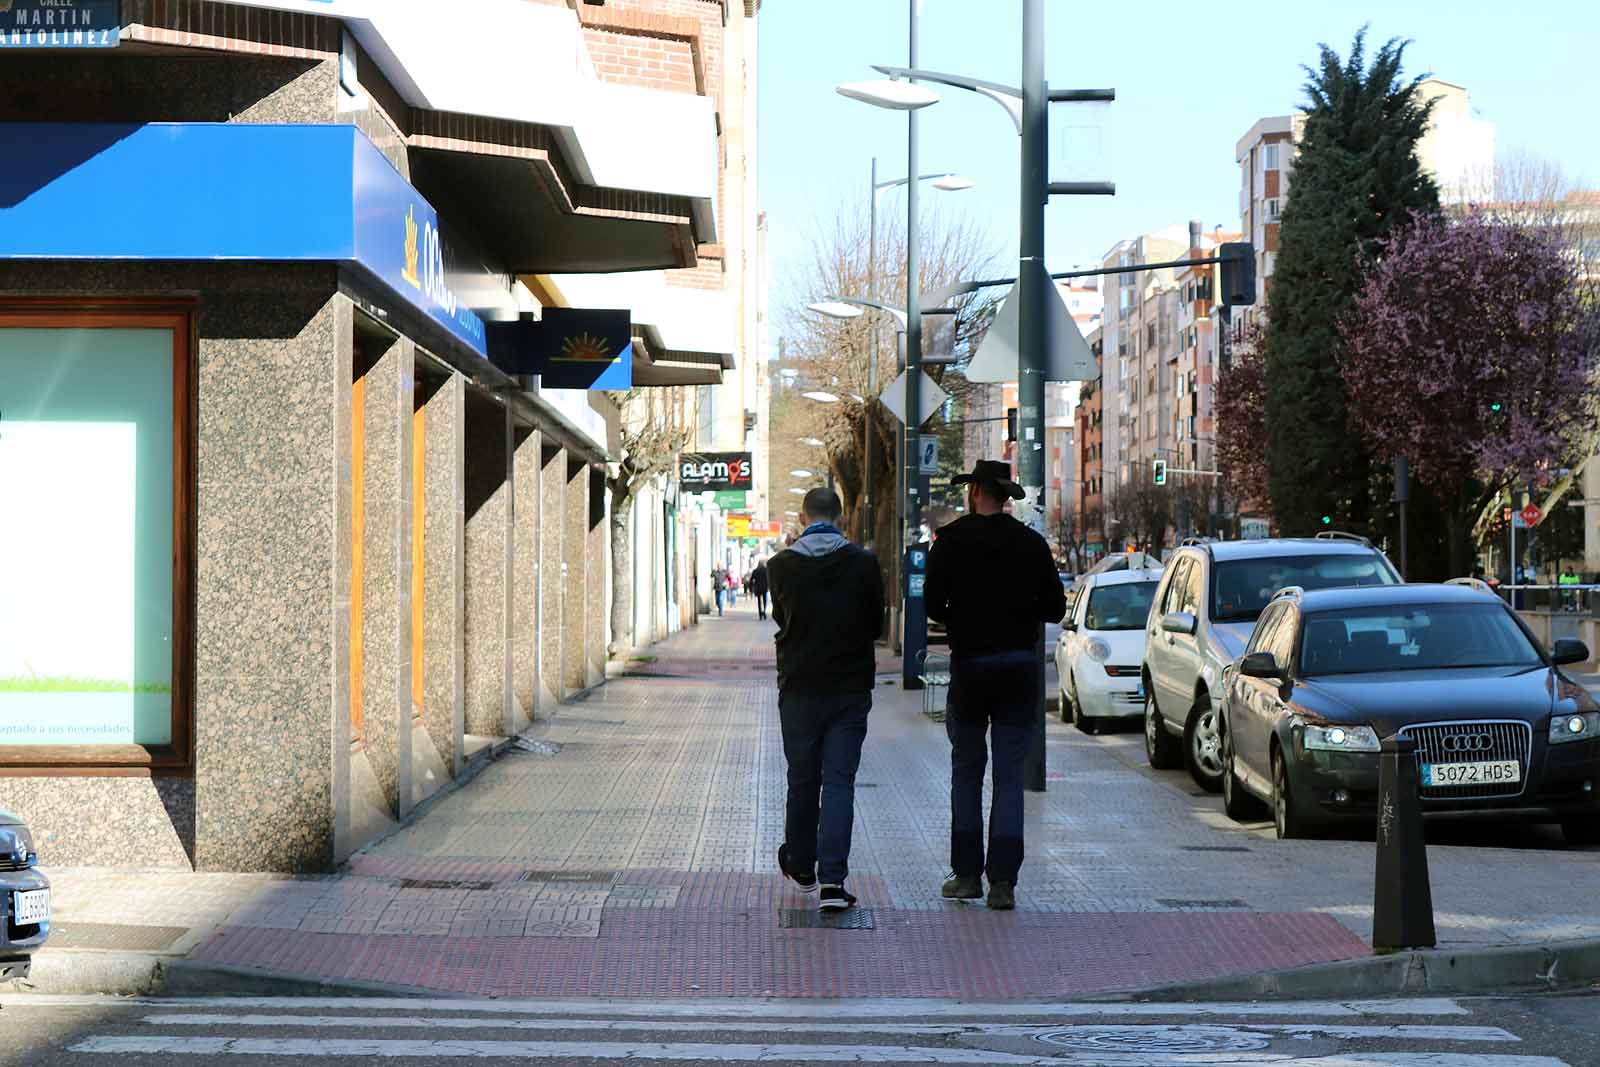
[47,922,189,951]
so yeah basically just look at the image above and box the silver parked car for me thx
[0,809,49,982]
[1142,534,1401,792]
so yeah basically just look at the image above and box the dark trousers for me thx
[756,591,768,619]
[779,690,871,885]
[947,655,1036,885]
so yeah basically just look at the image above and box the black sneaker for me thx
[777,843,817,893]
[941,873,983,899]
[819,884,857,911]
[986,881,1016,911]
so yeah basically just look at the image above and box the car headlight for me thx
[1301,722,1381,752]
[1085,638,1111,662]
[1550,712,1600,744]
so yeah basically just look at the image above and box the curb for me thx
[1114,938,1600,1001]
[15,937,1600,1001]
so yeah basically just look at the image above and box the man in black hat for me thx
[925,459,1066,910]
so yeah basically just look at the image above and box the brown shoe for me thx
[986,881,1015,910]
[941,873,983,899]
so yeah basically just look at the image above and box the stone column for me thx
[511,424,540,729]
[563,456,589,696]
[418,369,464,785]
[463,393,514,739]
[588,468,607,686]
[355,334,414,821]
[539,443,564,707]
[195,287,347,872]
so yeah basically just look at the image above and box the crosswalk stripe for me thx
[13,994,1473,1018]
[65,1036,1571,1065]
[140,1013,1521,1043]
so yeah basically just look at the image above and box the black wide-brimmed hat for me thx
[951,459,1025,500]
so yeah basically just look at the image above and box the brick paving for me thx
[41,603,1600,997]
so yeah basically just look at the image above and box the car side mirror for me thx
[1063,618,1078,632]
[1160,611,1197,636]
[1240,651,1283,679]
[1552,638,1590,667]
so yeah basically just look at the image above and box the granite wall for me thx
[419,373,465,777]
[539,444,565,708]
[463,393,513,739]
[511,427,542,728]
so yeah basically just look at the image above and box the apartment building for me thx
[1074,325,1107,557]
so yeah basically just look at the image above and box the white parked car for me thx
[1055,565,1164,733]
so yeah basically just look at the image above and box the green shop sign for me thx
[714,490,748,509]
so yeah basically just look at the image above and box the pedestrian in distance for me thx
[767,487,885,911]
[750,558,771,621]
[727,568,740,607]
[925,460,1066,911]
[711,566,726,617]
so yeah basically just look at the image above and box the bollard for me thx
[1372,736,1436,953]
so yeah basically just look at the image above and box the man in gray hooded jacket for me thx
[767,487,884,911]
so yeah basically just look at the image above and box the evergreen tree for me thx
[1263,30,1439,535]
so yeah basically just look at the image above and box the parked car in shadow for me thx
[0,809,48,981]
[1217,583,1600,844]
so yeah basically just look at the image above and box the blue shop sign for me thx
[0,123,487,358]
[1,0,120,48]
[486,308,632,391]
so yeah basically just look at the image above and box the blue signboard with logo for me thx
[0,123,488,358]
[1,0,120,48]
[486,309,632,390]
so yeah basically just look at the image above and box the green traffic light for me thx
[1321,515,1332,525]
[1490,402,1503,412]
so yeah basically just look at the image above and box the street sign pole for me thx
[902,0,927,692]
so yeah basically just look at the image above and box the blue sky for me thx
[757,0,1600,320]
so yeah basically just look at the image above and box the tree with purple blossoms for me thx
[1338,210,1600,575]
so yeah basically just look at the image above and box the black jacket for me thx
[768,528,884,694]
[750,563,769,596]
[924,512,1066,659]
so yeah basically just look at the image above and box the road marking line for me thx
[11,995,1472,1018]
[66,1036,1570,1065]
[139,1014,1520,1043]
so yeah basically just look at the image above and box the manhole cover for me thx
[1156,898,1251,910]
[47,922,189,952]
[1037,1025,1269,1054]
[778,908,875,930]
[516,869,619,885]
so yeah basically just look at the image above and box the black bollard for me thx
[1372,736,1436,953]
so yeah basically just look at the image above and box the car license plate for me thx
[1421,760,1521,787]
[12,888,48,925]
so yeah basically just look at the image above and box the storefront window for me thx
[0,314,188,759]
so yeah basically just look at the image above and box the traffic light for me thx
[1219,241,1256,307]
[1006,406,1018,441]
[1490,401,1503,413]
[1153,459,1167,486]
[1321,514,1333,525]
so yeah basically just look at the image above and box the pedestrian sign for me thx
[1521,504,1543,527]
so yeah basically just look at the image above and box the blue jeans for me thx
[715,588,725,615]
[947,655,1037,885]
[779,690,871,885]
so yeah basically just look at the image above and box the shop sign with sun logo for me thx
[485,307,632,390]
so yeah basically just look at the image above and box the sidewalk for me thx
[30,603,1600,999]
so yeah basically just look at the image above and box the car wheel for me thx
[1058,685,1073,724]
[1144,687,1182,769]
[1561,819,1600,847]
[1221,718,1267,822]
[1272,747,1310,840]
[1184,696,1225,793]
[1076,707,1100,735]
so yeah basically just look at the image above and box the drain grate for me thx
[1156,898,1251,910]
[1180,846,1253,853]
[778,908,875,930]
[515,869,619,885]
[399,879,495,891]
[47,922,189,952]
